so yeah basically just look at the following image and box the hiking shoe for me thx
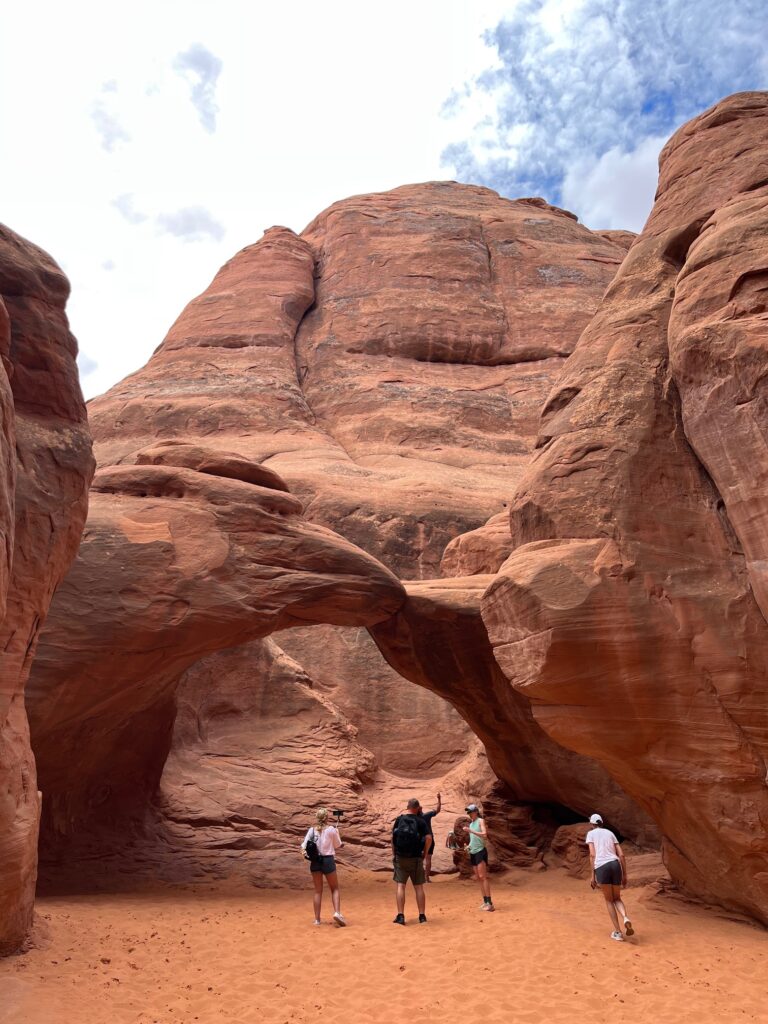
[479,903,495,912]
[418,913,428,924]
[623,918,634,936]
[393,913,405,925]
[610,931,624,941]
[333,912,347,927]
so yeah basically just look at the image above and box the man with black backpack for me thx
[392,798,429,925]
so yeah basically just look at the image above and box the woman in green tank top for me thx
[465,804,495,912]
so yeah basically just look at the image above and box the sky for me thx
[2,1,766,400]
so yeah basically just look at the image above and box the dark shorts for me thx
[470,848,489,867]
[595,859,622,885]
[310,855,337,875]
[393,855,426,885]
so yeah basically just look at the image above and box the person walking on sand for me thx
[465,803,495,911]
[585,813,634,941]
[302,807,346,927]
[416,793,442,882]
[392,798,429,925]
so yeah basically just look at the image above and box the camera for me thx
[332,809,344,819]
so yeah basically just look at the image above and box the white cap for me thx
[589,813,603,824]
[465,803,479,813]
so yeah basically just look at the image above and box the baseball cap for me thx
[589,813,603,824]
[465,803,479,813]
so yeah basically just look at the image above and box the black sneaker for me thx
[418,913,428,924]
[393,913,405,925]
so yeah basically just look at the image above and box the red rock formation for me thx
[370,578,658,844]
[27,442,404,845]
[88,184,626,578]
[0,226,92,954]
[481,93,768,923]
[28,183,630,887]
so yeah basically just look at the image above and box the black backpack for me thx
[393,815,423,857]
[304,828,321,862]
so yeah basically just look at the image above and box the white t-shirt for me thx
[585,827,620,868]
[303,825,342,857]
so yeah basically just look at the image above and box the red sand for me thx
[2,869,766,1023]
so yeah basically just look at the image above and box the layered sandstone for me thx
[27,442,404,849]
[0,226,92,954]
[370,578,657,844]
[481,93,768,923]
[29,183,630,885]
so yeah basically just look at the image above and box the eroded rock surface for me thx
[30,183,630,884]
[27,442,404,846]
[481,93,768,923]
[0,226,92,954]
[370,578,658,844]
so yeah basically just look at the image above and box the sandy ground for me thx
[2,869,766,1024]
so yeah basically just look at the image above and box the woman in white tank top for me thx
[585,813,635,941]
[301,807,346,927]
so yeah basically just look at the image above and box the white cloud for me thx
[156,206,225,242]
[443,0,768,227]
[77,351,98,377]
[90,100,130,152]
[561,133,666,231]
[112,193,147,225]
[172,42,222,133]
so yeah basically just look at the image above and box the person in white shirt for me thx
[585,813,634,941]
[301,807,346,927]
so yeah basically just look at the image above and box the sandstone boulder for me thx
[0,226,92,954]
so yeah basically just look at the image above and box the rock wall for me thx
[481,93,768,923]
[28,183,630,885]
[0,226,93,954]
[27,443,404,847]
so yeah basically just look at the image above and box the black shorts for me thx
[595,860,622,885]
[470,849,488,867]
[310,855,337,875]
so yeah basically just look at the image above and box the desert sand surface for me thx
[2,869,766,1024]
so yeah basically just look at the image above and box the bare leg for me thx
[477,861,492,900]
[327,872,341,914]
[612,885,628,920]
[396,882,406,916]
[601,884,621,930]
[425,837,434,881]
[312,872,323,921]
[414,883,426,915]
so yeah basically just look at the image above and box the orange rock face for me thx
[28,183,628,888]
[0,226,93,954]
[481,93,768,923]
[370,578,657,844]
[27,443,404,845]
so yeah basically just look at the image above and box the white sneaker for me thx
[623,918,634,936]
[313,919,322,926]
[333,912,347,927]
[479,903,495,911]
[610,931,624,941]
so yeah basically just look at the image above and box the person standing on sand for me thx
[302,807,346,927]
[416,793,442,882]
[585,813,634,941]
[465,803,495,911]
[392,798,429,925]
